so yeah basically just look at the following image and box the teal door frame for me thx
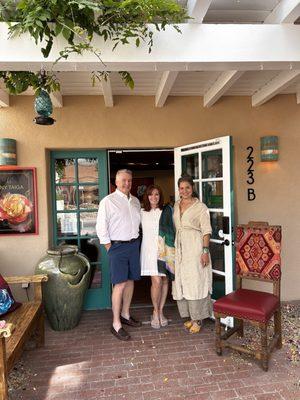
[50,150,111,309]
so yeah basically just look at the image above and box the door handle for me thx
[221,239,230,246]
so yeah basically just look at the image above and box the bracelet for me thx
[202,246,210,254]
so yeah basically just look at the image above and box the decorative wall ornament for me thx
[0,138,17,166]
[260,136,279,162]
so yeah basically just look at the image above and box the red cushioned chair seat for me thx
[213,289,280,323]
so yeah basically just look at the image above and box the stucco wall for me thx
[0,94,299,301]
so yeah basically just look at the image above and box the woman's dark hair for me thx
[143,185,164,211]
[177,175,199,198]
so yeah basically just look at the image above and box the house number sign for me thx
[247,146,256,201]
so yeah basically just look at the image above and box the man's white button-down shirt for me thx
[96,189,141,244]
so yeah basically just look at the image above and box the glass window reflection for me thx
[57,213,78,237]
[210,212,224,240]
[80,212,97,236]
[55,159,76,183]
[181,154,199,179]
[202,181,223,209]
[78,158,98,183]
[212,273,225,300]
[210,242,225,272]
[202,149,223,179]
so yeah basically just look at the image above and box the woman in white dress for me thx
[140,185,169,329]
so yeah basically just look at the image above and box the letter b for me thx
[248,188,256,201]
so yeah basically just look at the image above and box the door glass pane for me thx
[90,265,101,289]
[55,159,76,183]
[57,213,78,236]
[78,185,99,209]
[210,242,225,272]
[58,238,78,247]
[210,212,223,240]
[181,154,199,179]
[80,238,101,288]
[80,212,97,236]
[56,186,77,210]
[202,181,223,208]
[212,273,225,300]
[78,158,98,183]
[202,149,223,179]
[194,182,199,198]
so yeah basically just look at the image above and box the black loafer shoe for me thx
[110,326,130,341]
[120,315,142,327]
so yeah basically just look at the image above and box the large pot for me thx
[35,245,91,331]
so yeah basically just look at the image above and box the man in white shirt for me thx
[96,169,141,340]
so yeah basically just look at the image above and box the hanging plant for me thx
[0,0,188,93]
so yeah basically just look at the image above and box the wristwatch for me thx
[202,246,210,254]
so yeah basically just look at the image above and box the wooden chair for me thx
[213,223,282,371]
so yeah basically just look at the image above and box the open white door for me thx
[174,136,234,318]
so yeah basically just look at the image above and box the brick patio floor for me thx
[11,305,300,400]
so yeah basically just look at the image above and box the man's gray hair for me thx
[116,169,133,178]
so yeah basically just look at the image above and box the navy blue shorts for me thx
[108,239,141,284]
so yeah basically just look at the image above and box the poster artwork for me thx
[0,167,38,235]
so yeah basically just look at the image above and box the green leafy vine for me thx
[0,0,188,94]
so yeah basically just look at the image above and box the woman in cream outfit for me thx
[173,175,212,333]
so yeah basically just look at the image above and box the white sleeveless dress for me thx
[140,208,165,276]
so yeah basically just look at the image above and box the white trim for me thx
[101,76,114,107]
[50,91,63,108]
[1,23,300,71]
[108,148,173,153]
[252,70,300,106]
[204,71,243,107]
[174,136,234,302]
[0,89,9,107]
[187,0,212,23]
[265,0,300,24]
[155,71,178,107]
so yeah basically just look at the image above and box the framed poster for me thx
[0,167,38,235]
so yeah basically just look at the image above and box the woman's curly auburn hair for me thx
[143,185,164,212]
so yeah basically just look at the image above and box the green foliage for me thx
[0,71,60,95]
[0,0,187,93]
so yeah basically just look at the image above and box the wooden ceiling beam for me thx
[0,89,9,107]
[252,70,300,106]
[50,91,63,108]
[187,0,212,23]
[101,76,114,107]
[204,70,243,107]
[265,0,300,23]
[155,71,178,107]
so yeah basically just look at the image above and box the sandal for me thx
[184,320,193,329]
[151,315,160,329]
[189,322,201,334]
[160,315,168,327]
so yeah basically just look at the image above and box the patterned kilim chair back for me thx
[236,223,282,282]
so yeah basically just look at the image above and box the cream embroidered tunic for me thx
[172,199,213,301]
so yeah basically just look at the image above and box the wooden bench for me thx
[0,275,48,400]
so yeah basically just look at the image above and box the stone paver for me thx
[10,306,300,400]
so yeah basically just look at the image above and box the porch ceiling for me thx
[1,0,300,108]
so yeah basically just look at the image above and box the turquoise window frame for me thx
[50,150,111,309]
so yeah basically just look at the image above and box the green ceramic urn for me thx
[35,245,91,331]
